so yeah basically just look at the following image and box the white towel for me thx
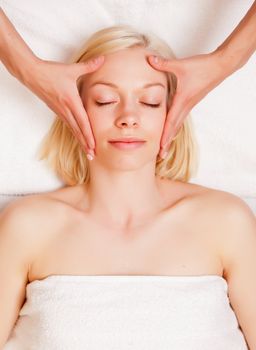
[0,0,255,206]
[4,275,248,350]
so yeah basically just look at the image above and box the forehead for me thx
[82,47,168,90]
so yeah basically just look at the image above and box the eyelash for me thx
[95,101,161,108]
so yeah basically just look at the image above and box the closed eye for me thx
[95,102,114,106]
[143,103,161,108]
[95,102,161,108]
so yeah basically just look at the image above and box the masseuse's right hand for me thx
[23,56,105,157]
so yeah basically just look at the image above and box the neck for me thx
[84,161,166,230]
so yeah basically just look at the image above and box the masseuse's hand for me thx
[1,7,105,158]
[24,56,105,157]
[147,52,229,159]
[148,0,256,159]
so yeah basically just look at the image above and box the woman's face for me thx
[80,47,168,171]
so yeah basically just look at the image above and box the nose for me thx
[116,115,139,129]
[115,103,140,129]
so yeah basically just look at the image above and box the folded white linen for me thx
[4,275,248,349]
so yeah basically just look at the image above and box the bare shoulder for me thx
[0,183,87,253]
[0,192,74,345]
[0,194,48,237]
[0,191,72,263]
[204,188,256,270]
[179,180,255,219]
[1,191,70,229]
[190,187,256,347]
[172,180,256,246]
[192,184,256,227]
[186,183,256,267]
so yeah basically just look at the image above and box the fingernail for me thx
[86,153,94,161]
[86,148,95,160]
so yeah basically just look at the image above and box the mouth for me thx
[108,138,146,150]
[109,137,145,142]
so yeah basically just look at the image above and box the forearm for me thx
[214,1,256,73]
[0,7,38,82]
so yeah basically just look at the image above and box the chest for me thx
[30,209,222,280]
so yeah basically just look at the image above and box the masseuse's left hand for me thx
[147,52,232,159]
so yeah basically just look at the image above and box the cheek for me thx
[144,109,167,135]
[158,106,168,132]
[86,106,109,132]
[85,108,115,152]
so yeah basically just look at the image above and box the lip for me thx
[108,138,146,150]
[108,137,145,142]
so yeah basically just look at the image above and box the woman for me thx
[0,25,255,349]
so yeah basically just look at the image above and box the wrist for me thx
[0,38,39,83]
[18,54,42,87]
[0,7,39,83]
[210,47,242,77]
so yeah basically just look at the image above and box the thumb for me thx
[147,55,179,74]
[75,55,105,76]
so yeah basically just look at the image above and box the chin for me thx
[96,150,158,172]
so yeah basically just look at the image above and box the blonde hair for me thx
[38,25,198,185]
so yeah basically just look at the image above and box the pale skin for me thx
[0,47,256,349]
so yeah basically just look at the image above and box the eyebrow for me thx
[89,81,166,89]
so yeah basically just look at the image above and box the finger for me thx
[159,107,189,159]
[70,93,96,150]
[147,55,180,74]
[62,109,90,151]
[161,109,187,150]
[159,96,188,157]
[161,94,184,146]
[74,55,105,77]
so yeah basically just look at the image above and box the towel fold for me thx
[4,275,248,349]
